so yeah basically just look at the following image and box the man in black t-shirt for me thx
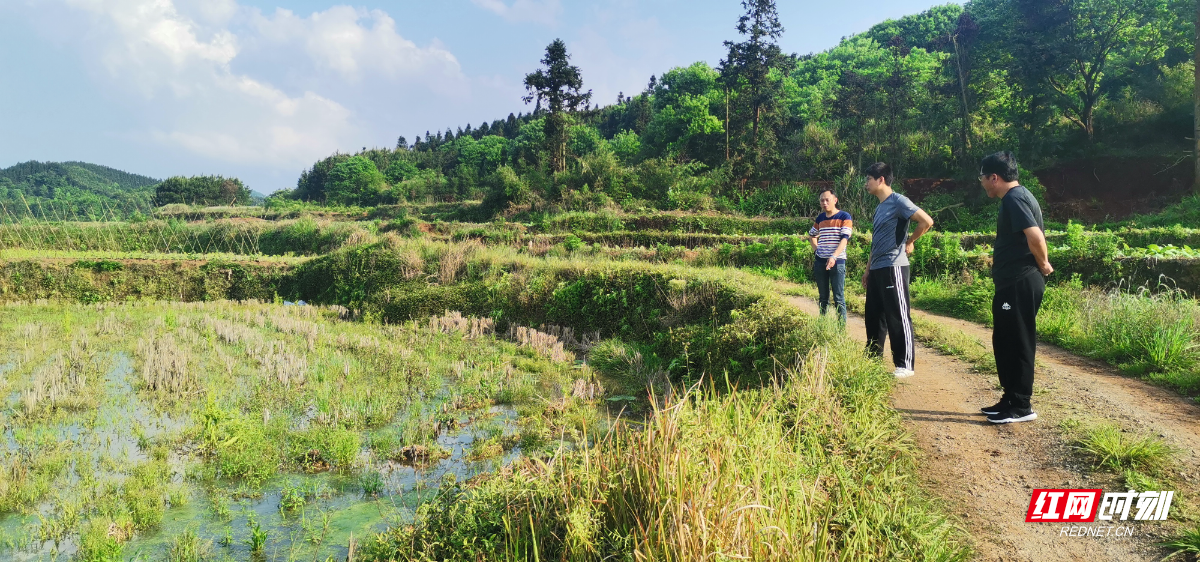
[978,151,1053,424]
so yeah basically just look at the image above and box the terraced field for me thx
[0,206,1197,561]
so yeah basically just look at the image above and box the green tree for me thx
[609,130,642,164]
[154,175,250,206]
[523,39,593,172]
[642,63,726,163]
[384,159,419,184]
[1012,0,1168,141]
[295,154,351,201]
[719,0,789,177]
[327,156,386,205]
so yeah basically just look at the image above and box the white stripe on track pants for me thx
[864,265,914,371]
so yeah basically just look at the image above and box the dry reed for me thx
[20,340,94,415]
[137,333,198,395]
[428,310,495,339]
[250,341,308,389]
[437,240,481,285]
[506,325,574,363]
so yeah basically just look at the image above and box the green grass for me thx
[364,341,970,561]
[1162,523,1200,559]
[0,298,598,557]
[0,237,983,560]
[15,216,1155,560]
[910,315,997,374]
[0,216,377,256]
[906,275,1200,399]
[0,248,310,263]
[1077,425,1175,474]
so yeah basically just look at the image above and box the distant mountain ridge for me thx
[0,160,161,218]
[0,160,161,190]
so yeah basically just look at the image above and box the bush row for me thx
[0,218,375,256]
[533,211,812,235]
[0,259,289,303]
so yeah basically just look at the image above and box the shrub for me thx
[481,166,534,215]
[738,183,817,218]
[327,156,387,206]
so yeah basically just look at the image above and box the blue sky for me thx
[0,0,959,194]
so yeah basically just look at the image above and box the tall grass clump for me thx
[1040,279,1200,394]
[909,274,1200,397]
[588,338,671,401]
[137,332,198,396]
[363,340,969,561]
[1077,425,1175,474]
[1162,523,1200,559]
[19,336,97,416]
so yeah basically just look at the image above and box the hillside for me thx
[282,0,1197,230]
[0,160,160,218]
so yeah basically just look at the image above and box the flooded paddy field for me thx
[0,301,605,560]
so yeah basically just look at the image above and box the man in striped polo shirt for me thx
[808,188,853,324]
[861,162,934,378]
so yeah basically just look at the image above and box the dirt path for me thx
[785,294,1200,561]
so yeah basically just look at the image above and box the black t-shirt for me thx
[992,185,1044,286]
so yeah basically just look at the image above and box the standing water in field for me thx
[0,302,603,560]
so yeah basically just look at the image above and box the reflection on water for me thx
[0,353,525,560]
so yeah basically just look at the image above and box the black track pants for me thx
[992,270,1045,409]
[865,265,914,371]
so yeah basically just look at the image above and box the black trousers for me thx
[992,270,1045,409]
[865,265,914,371]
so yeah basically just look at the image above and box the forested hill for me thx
[0,161,160,218]
[283,0,1194,226]
[0,161,160,190]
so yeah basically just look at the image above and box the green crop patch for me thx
[0,237,973,559]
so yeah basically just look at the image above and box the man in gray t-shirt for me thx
[860,163,934,378]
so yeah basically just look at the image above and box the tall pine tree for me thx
[719,0,788,179]
[524,39,592,172]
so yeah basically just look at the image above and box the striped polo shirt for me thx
[808,210,853,262]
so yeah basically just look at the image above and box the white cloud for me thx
[152,74,353,166]
[35,0,469,169]
[65,0,238,76]
[252,6,464,85]
[471,0,562,26]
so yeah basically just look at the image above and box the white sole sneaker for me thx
[988,411,1038,424]
[892,368,915,378]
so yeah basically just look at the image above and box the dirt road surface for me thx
[786,294,1200,561]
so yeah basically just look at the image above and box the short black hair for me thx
[864,162,893,186]
[816,187,836,198]
[980,151,1019,182]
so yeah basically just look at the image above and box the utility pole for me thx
[1194,0,1200,192]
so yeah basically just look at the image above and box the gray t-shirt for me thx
[869,192,920,270]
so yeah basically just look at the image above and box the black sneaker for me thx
[987,407,1037,424]
[981,397,1010,415]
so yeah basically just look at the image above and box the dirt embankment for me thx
[786,292,1199,561]
[1035,157,1194,223]
[852,156,1195,224]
